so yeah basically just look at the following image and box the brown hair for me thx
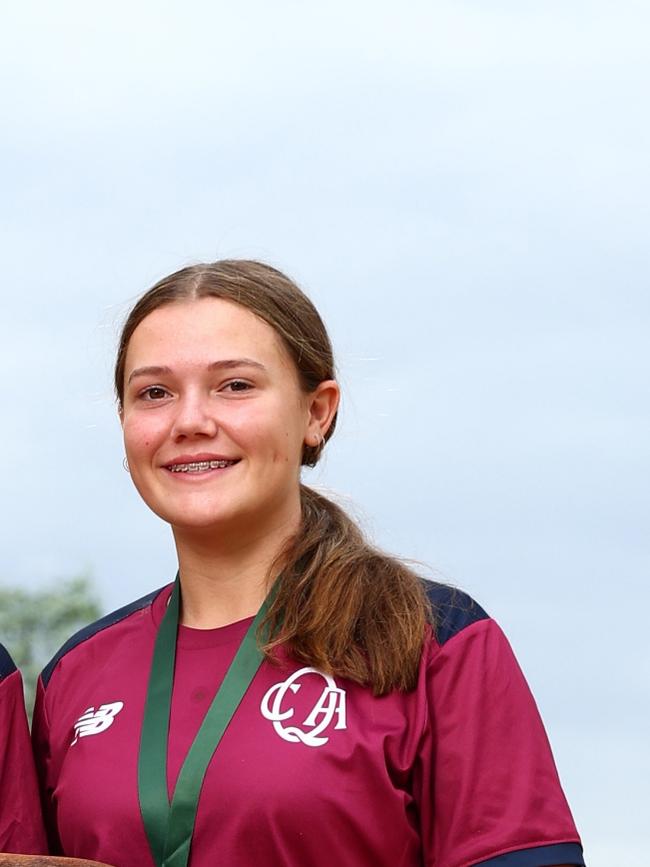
[115,260,431,694]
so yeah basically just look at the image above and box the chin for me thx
[146,490,294,536]
[164,506,250,534]
[142,491,240,528]
[165,511,232,531]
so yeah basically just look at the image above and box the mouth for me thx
[163,458,241,475]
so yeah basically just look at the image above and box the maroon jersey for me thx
[0,643,47,854]
[32,584,584,867]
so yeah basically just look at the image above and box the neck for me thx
[171,506,300,629]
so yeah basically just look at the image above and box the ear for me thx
[305,379,340,445]
[118,405,124,427]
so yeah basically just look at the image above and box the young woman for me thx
[0,643,46,855]
[33,260,585,867]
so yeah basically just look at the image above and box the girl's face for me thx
[120,297,337,538]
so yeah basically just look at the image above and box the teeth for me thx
[168,460,235,473]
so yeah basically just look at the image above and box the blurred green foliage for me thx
[0,575,101,718]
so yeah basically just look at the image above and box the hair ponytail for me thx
[262,485,431,696]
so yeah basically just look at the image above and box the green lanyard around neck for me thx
[138,576,272,867]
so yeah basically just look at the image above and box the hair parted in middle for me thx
[115,259,431,695]
[115,259,335,468]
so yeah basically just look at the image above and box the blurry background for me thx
[1,2,648,864]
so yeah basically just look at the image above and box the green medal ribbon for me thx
[138,576,271,867]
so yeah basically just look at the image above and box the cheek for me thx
[270,433,292,465]
[123,416,163,457]
[237,417,298,466]
[272,426,305,467]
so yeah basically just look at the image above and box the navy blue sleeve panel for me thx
[41,586,164,688]
[0,642,17,678]
[475,843,585,866]
[423,580,489,645]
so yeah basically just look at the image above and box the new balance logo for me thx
[71,702,124,745]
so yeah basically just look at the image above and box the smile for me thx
[166,460,239,473]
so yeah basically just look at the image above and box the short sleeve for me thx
[32,674,64,855]
[0,648,48,855]
[413,613,585,867]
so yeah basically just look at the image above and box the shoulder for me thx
[0,642,17,679]
[420,582,533,713]
[423,580,490,645]
[417,585,584,866]
[422,581,518,676]
[41,586,165,689]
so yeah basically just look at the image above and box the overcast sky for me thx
[1,3,649,864]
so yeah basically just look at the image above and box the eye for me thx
[139,386,170,401]
[222,379,253,393]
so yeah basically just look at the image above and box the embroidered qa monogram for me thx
[71,702,124,745]
[260,668,347,747]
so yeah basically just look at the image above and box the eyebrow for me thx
[127,358,267,384]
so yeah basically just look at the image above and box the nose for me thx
[170,391,218,441]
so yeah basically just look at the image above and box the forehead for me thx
[124,297,294,372]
